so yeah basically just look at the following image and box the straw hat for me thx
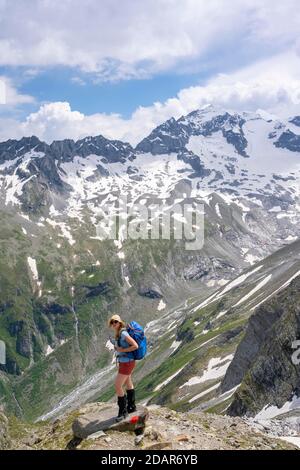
[108,314,123,327]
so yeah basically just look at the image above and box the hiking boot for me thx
[116,396,128,422]
[127,389,137,413]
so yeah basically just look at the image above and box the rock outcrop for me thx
[72,403,149,439]
[224,276,300,417]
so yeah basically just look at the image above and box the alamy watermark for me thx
[292,340,300,365]
[0,79,6,104]
[95,195,205,250]
[0,340,5,365]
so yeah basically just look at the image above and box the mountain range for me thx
[0,104,300,434]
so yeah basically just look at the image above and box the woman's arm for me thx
[116,334,138,353]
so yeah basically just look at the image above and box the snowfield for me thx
[180,354,234,388]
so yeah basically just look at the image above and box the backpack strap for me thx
[117,327,127,346]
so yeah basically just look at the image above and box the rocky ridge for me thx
[2,402,297,451]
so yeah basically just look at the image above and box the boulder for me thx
[72,404,149,439]
[138,286,163,299]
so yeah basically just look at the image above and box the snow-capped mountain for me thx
[1,104,300,421]
[1,105,300,222]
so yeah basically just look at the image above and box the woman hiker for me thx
[108,314,138,421]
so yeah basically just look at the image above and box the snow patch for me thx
[154,366,186,392]
[170,340,181,352]
[189,382,221,403]
[45,345,54,356]
[27,257,38,280]
[157,299,166,311]
[285,235,298,242]
[233,274,272,307]
[254,395,300,420]
[193,265,263,313]
[49,205,60,217]
[180,354,233,388]
[269,206,281,213]
[218,279,229,286]
[250,269,300,311]
[27,257,42,297]
[280,436,300,448]
[245,253,261,265]
[124,276,132,288]
[215,203,221,218]
[46,219,76,245]
[216,310,227,319]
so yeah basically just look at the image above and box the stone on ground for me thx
[72,403,149,439]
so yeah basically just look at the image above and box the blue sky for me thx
[0,0,299,144]
[13,68,200,118]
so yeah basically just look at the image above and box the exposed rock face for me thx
[136,108,249,157]
[221,305,283,394]
[274,130,300,152]
[72,403,149,439]
[81,282,111,298]
[290,116,300,127]
[177,150,211,178]
[183,256,234,281]
[0,135,135,166]
[136,117,188,154]
[16,324,32,358]
[225,277,300,417]
[138,286,163,299]
[181,111,249,157]
[0,136,47,164]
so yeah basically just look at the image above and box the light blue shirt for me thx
[116,330,134,363]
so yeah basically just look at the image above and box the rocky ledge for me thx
[2,402,298,450]
[72,403,149,439]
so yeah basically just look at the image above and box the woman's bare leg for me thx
[125,374,134,390]
[115,373,128,396]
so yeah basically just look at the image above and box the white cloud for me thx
[0,0,299,80]
[174,51,300,116]
[1,0,300,144]
[0,78,5,104]
[0,50,300,145]
[0,76,34,107]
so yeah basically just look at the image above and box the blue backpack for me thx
[125,321,147,360]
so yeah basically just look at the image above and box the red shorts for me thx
[118,360,136,375]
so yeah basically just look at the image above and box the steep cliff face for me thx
[226,277,300,417]
[220,304,284,395]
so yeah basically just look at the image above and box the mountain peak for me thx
[0,135,48,163]
[290,116,300,127]
[135,105,250,156]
